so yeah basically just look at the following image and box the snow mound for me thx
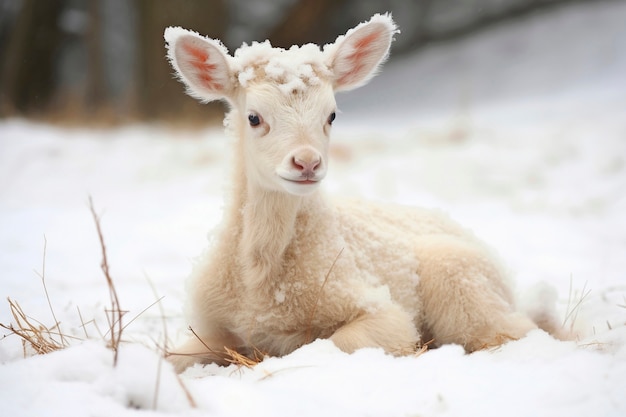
[234,41,331,95]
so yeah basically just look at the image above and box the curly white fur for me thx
[164,14,560,373]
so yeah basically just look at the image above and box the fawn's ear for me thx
[164,27,234,103]
[325,13,398,92]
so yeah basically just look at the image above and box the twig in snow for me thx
[89,196,125,366]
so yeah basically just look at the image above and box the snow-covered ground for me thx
[1,2,626,416]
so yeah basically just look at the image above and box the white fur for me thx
[164,14,562,373]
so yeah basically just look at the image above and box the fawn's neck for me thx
[239,184,305,290]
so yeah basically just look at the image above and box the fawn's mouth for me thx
[285,178,318,185]
[278,172,325,184]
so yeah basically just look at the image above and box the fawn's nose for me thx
[292,156,321,175]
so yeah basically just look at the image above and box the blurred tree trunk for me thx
[267,0,351,48]
[86,0,106,113]
[135,0,229,122]
[0,0,64,116]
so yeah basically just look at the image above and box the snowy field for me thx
[1,2,626,416]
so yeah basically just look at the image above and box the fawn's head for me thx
[165,14,397,196]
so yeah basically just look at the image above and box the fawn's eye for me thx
[248,113,261,127]
[328,112,336,125]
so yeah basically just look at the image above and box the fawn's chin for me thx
[280,178,322,196]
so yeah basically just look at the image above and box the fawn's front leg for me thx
[167,329,242,373]
[330,304,419,355]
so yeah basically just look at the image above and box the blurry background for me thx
[0,0,598,125]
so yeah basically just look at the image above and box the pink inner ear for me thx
[352,32,379,58]
[183,43,222,91]
[336,31,380,87]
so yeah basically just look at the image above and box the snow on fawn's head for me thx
[165,14,398,196]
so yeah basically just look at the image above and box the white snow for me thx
[2,2,626,416]
[233,40,330,94]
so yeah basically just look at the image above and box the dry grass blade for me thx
[76,306,91,339]
[142,277,190,411]
[181,327,265,369]
[1,235,73,355]
[175,373,197,408]
[413,339,434,358]
[223,346,263,369]
[0,298,67,355]
[35,235,68,348]
[120,296,164,334]
[562,278,591,332]
[304,248,344,345]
